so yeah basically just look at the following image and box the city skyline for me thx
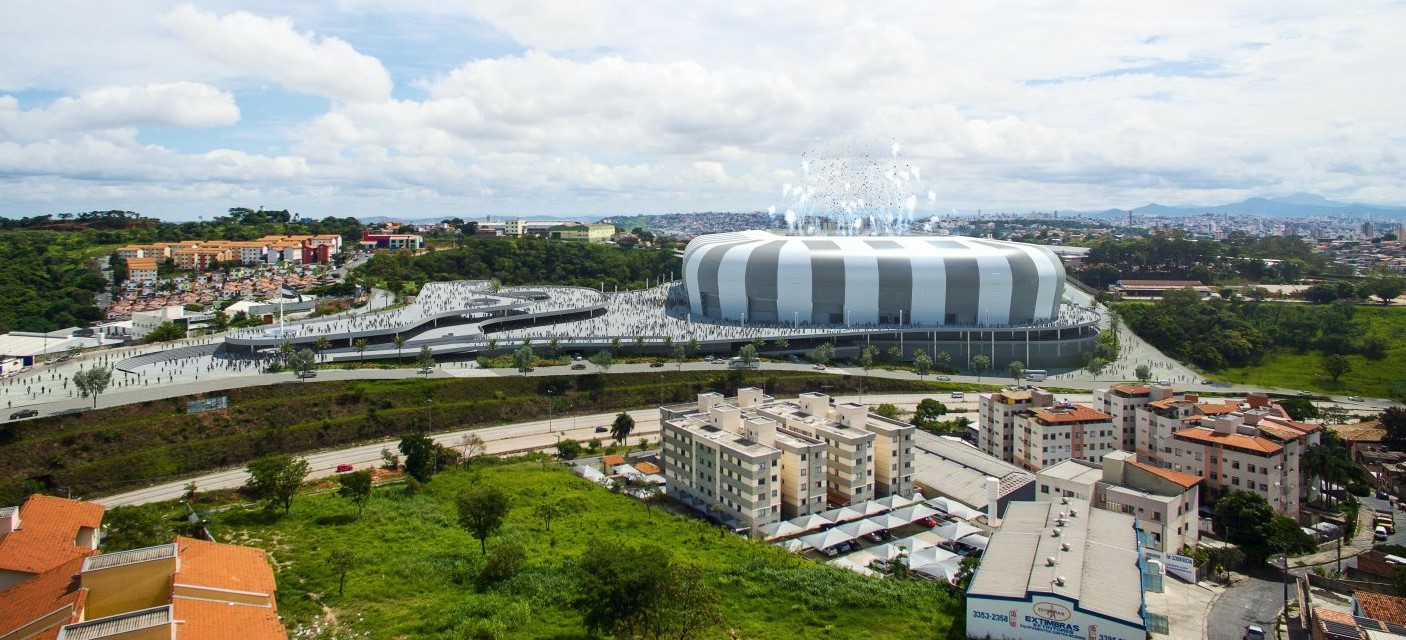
[2,2,1404,220]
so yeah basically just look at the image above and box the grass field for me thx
[199,462,962,639]
[1214,306,1406,397]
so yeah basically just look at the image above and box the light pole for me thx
[547,389,555,434]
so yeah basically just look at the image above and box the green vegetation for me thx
[355,235,681,292]
[196,462,960,639]
[1070,231,1344,289]
[1117,290,1406,396]
[1213,490,1316,563]
[0,371,984,503]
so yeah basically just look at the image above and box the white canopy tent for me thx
[787,513,836,531]
[774,539,808,553]
[865,512,911,530]
[800,528,857,551]
[933,521,985,542]
[757,521,808,540]
[907,545,961,568]
[888,503,941,524]
[829,557,878,576]
[911,557,965,583]
[871,494,920,511]
[835,519,886,539]
[956,534,989,551]
[819,505,866,524]
[929,497,984,521]
[858,500,890,516]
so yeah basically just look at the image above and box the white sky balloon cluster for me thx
[770,142,939,236]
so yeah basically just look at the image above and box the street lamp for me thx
[547,389,555,434]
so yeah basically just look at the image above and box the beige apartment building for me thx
[1163,410,1318,518]
[1093,383,1173,452]
[660,389,914,531]
[978,387,1056,462]
[1012,402,1118,471]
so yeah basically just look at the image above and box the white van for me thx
[1376,526,1389,541]
[950,391,965,400]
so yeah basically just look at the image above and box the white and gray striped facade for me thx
[682,231,1066,326]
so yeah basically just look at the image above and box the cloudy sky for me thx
[1,1,1404,221]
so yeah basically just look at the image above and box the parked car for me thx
[936,375,951,381]
[571,363,587,370]
[1349,396,1365,402]
[418,367,434,374]
[1378,490,1391,500]
[1244,624,1266,640]
[594,426,608,433]
[812,363,826,370]
[950,391,965,399]
[821,545,841,557]
[649,361,664,368]
[864,531,885,543]
[9,409,39,420]
[335,463,354,473]
[297,370,317,378]
[572,353,583,361]
[916,516,940,527]
[1375,526,1389,541]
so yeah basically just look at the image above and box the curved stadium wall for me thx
[682,231,1067,326]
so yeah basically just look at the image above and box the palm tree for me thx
[354,338,369,362]
[393,335,406,364]
[314,336,331,360]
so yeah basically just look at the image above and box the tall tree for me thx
[337,470,373,517]
[1008,360,1026,385]
[514,345,534,375]
[1135,364,1152,383]
[913,350,932,379]
[1322,354,1351,383]
[1381,406,1406,451]
[289,348,316,380]
[313,335,331,358]
[329,549,354,596]
[416,345,434,373]
[589,349,614,371]
[399,433,437,482]
[611,412,636,446]
[970,354,991,381]
[737,344,758,368]
[456,485,511,555]
[245,454,310,514]
[393,335,406,362]
[354,338,369,362]
[72,367,112,408]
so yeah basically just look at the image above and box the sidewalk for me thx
[1291,504,1376,570]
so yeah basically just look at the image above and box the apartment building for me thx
[126,257,159,283]
[115,245,146,261]
[1163,410,1319,518]
[978,387,1055,461]
[1094,383,1174,452]
[1011,401,1118,471]
[0,495,103,591]
[1036,451,1203,553]
[660,389,915,531]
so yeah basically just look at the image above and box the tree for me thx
[737,343,758,368]
[100,505,176,551]
[970,354,990,381]
[456,485,510,555]
[416,345,434,373]
[911,398,949,430]
[873,403,900,420]
[672,343,686,370]
[1322,354,1351,383]
[313,335,331,357]
[459,433,486,465]
[289,348,316,380]
[589,349,614,371]
[1277,396,1318,421]
[480,543,526,585]
[1135,364,1152,383]
[935,351,952,371]
[556,438,583,460]
[535,501,559,531]
[337,470,373,517]
[278,340,294,365]
[514,345,534,375]
[245,454,310,514]
[1381,406,1406,450]
[859,344,876,375]
[1081,352,1105,380]
[145,321,186,342]
[1360,268,1406,304]
[775,337,789,350]
[686,337,699,357]
[635,336,646,355]
[573,542,722,640]
[399,433,436,482]
[807,342,834,367]
[1008,360,1026,385]
[913,349,932,379]
[611,412,636,446]
[549,337,560,356]
[329,549,354,596]
[354,338,369,362]
[393,335,406,362]
[72,367,112,408]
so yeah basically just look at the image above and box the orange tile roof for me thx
[1032,404,1111,424]
[1127,460,1203,489]
[0,556,86,638]
[1263,417,1321,434]
[1257,423,1308,442]
[1194,401,1238,415]
[171,597,287,640]
[0,496,104,575]
[1332,421,1385,443]
[1356,591,1406,625]
[633,462,662,475]
[996,389,1035,401]
[172,537,277,597]
[1172,427,1283,455]
[1109,384,1151,395]
[601,455,626,467]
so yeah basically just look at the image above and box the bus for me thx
[1025,370,1048,382]
[728,357,759,369]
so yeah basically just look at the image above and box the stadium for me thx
[681,231,1067,326]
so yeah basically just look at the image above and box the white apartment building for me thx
[1012,402,1118,472]
[1037,451,1203,553]
[978,387,1056,462]
[1094,383,1174,452]
[660,389,915,531]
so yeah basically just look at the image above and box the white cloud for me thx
[0,82,239,142]
[159,4,392,102]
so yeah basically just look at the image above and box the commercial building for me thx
[966,499,1151,640]
[910,431,1035,520]
[682,231,1067,326]
[659,389,915,532]
[1036,451,1203,552]
[547,223,615,243]
[1109,279,1212,299]
[359,230,423,250]
[0,494,287,640]
[132,306,213,339]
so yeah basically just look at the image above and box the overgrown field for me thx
[0,371,977,503]
[203,462,963,639]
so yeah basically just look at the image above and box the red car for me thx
[335,464,354,473]
[916,516,940,527]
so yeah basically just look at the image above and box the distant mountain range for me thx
[1078,194,1406,219]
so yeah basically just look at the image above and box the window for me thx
[1041,484,1050,494]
